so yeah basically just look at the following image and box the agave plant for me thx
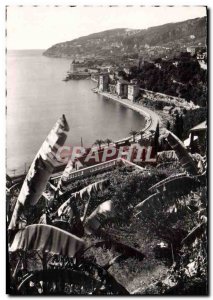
[10,224,85,258]
[8,115,69,233]
[165,130,199,175]
[9,224,130,295]
[57,179,110,219]
[9,176,147,295]
[134,174,205,219]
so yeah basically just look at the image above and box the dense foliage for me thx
[128,52,207,107]
[8,157,207,295]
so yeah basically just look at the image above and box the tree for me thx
[117,70,127,79]
[166,121,171,130]
[139,129,145,141]
[129,66,139,78]
[94,139,104,149]
[154,58,162,64]
[129,130,138,143]
[174,113,184,140]
[153,122,160,154]
[104,138,112,146]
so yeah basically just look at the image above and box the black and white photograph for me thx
[5,5,208,295]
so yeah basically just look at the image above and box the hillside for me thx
[43,17,207,59]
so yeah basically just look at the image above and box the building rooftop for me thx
[99,72,109,76]
[118,79,129,84]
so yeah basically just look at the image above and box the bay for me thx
[6,50,145,175]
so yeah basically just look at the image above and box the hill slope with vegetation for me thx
[43,17,206,58]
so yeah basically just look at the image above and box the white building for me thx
[116,80,129,98]
[127,84,139,102]
[98,73,109,92]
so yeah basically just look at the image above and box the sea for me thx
[6,50,145,176]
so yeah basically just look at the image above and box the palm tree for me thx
[148,129,155,146]
[153,122,160,153]
[129,130,138,143]
[140,129,145,141]
[94,139,103,149]
[105,138,112,146]
[149,129,155,137]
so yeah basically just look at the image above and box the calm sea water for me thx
[6,50,145,175]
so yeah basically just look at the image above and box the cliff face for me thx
[43,17,207,58]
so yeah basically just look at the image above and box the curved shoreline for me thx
[97,91,161,143]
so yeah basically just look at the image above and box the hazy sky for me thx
[6,6,206,50]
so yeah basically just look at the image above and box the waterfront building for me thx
[70,60,88,73]
[98,73,109,92]
[188,121,207,155]
[70,60,76,73]
[127,84,139,102]
[76,67,88,72]
[116,79,129,98]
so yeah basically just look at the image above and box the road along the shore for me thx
[96,91,161,143]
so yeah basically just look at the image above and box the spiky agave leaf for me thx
[165,130,199,175]
[149,175,202,195]
[56,158,75,194]
[181,221,207,246]
[9,224,85,258]
[134,192,162,217]
[148,173,186,193]
[8,115,69,231]
[57,179,109,218]
[135,174,205,218]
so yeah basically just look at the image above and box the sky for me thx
[6,6,207,50]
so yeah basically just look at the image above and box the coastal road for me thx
[97,91,161,142]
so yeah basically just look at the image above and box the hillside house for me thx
[188,121,207,155]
